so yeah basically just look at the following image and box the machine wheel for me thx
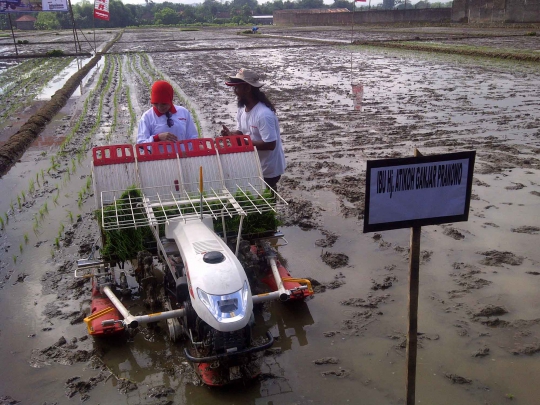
[164,299,183,342]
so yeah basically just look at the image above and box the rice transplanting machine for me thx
[75,136,314,385]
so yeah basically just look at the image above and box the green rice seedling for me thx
[53,193,59,206]
[50,249,55,258]
[36,172,40,187]
[28,179,35,194]
[10,201,14,212]
[71,159,76,174]
[19,243,23,253]
[40,169,44,181]
[4,212,8,224]
[43,202,48,214]
[21,190,26,202]
[13,255,17,264]
[54,237,59,248]
[24,233,29,244]
[0,216,4,230]
[67,210,73,223]
[17,195,21,209]
[86,176,92,192]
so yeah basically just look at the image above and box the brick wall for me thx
[273,2,540,25]
[452,0,540,23]
[274,9,452,26]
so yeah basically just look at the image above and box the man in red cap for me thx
[221,68,286,192]
[137,81,199,144]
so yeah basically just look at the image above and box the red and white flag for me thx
[94,0,110,21]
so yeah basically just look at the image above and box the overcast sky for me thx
[73,0,384,7]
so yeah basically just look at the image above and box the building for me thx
[15,15,36,30]
[253,15,273,25]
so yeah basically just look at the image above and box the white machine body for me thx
[165,215,253,333]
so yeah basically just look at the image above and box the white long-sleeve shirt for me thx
[137,105,198,144]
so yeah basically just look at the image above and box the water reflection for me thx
[263,301,314,350]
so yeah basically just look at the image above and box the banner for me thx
[94,0,109,21]
[352,83,363,111]
[0,0,67,13]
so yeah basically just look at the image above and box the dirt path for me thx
[0,26,539,405]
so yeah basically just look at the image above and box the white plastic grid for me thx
[93,141,286,231]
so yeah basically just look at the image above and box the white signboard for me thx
[0,0,67,13]
[363,151,475,233]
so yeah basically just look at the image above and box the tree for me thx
[296,0,325,10]
[35,12,61,30]
[331,0,352,9]
[155,7,180,25]
[414,0,430,8]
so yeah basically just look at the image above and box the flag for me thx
[94,0,110,21]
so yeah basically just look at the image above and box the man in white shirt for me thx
[137,81,198,144]
[221,68,286,191]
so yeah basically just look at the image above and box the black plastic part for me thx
[176,276,189,303]
[183,331,274,363]
[203,251,225,264]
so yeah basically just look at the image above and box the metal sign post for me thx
[405,148,422,405]
[363,149,476,404]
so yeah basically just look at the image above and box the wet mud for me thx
[0,25,540,405]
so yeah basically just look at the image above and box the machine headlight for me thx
[197,281,249,323]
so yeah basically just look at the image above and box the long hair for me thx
[252,87,276,113]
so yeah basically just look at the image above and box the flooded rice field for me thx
[0,26,539,405]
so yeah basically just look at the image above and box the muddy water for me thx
[1,27,540,405]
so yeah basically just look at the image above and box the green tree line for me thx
[0,0,453,30]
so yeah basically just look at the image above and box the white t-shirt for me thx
[137,105,198,144]
[236,102,286,179]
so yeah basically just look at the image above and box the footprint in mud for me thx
[505,182,525,190]
[474,305,508,317]
[320,251,349,269]
[445,373,472,384]
[472,347,490,357]
[313,357,339,365]
[511,342,540,356]
[0,396,20,404]
[315,230,338,248]
[371,275,397,290]
[30,336,94,368]
[478,250,524,266]
[511,226,540,234]
[473,178,491,187]
[451,262,491,292]
[307,273,346,293]
[320,369,350,378]
[442,226,465,240]
[280,197,319,229]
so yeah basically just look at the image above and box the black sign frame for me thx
[363,151,476,233]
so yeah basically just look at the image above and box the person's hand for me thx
[221,125,231,137]
[157,132,177,141]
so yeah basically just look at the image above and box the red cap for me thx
[151,81,174,104]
